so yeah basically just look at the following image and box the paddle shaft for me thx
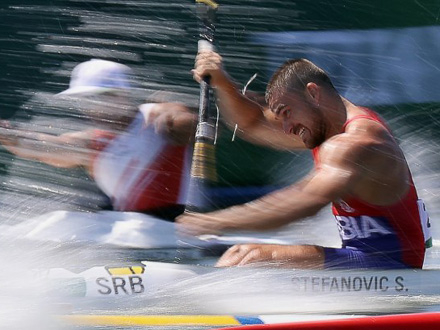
[185,0,218,213]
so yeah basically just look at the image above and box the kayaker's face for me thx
[270,89,326,149]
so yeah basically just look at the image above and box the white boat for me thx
[39,259,440,316]
[4,209,439,321]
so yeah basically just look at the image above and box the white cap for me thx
[58,59,133,96]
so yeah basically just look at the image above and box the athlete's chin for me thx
[303,137,317,149]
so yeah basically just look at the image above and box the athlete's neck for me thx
[321,95,348,139]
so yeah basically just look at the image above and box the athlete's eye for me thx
[280,108,291,119]
[273,104,290,120]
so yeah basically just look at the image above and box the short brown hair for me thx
[265,59,335,105]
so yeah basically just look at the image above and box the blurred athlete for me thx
[177,51,431,269]
[0,59,196,219]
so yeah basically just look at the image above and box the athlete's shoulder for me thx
[318,130,391,172]
[323,131,374,154]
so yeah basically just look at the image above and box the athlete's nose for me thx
[282,120,291,134]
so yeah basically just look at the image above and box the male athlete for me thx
[0,59,196,219]
[177,51,431,269]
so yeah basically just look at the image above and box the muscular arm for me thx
[193,51,305,150]
[176,127,400,236]
[0,125,92,168]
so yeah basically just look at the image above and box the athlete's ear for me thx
[305,82,320,106]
